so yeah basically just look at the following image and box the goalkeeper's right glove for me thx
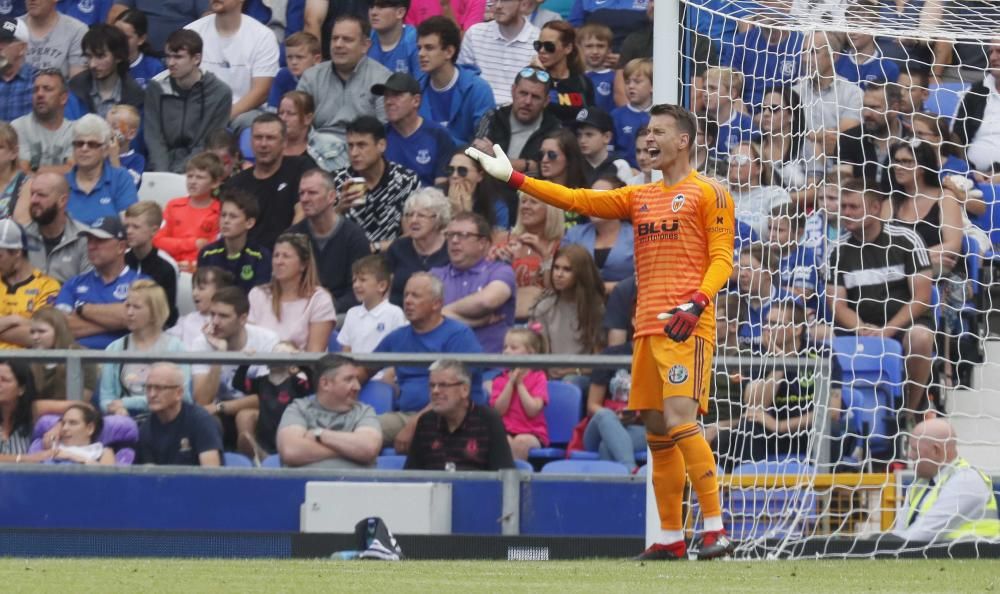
[465,144,516,184]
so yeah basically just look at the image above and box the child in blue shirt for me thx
[578,23,616,114]
[369,0,420,75]
[107,105,144,187]
[267,32,323,109]
[611,58,652,168]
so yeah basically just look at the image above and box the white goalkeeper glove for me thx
[465,144,514,183]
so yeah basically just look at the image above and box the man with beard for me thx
[23,172,91,283]
[838,82,908,190]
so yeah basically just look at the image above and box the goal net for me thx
[674,0,1000,557]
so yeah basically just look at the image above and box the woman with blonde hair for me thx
[248,233,336,351]
[492,191,565,320]
[29,308,99,416]
[0,122,32,224]
[100,280,190,416]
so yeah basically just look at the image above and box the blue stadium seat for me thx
[514,459,533,473]
[727,459,816,540]
[261,454,282,468]
[239,127,255,162]
[376,455,407,470]
[925,81,969,119]
[973,183,1000,247]
[223,452,254,467]
[327,330,340,352]
[358,380,394,414]
[568,450,600,460]
[832,336,904,461]
[540,459,630,475]
[636,464,647,476]
[528,381,583,462]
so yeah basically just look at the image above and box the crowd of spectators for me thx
[0,0,994,472]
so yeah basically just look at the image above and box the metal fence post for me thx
[500,468,521,536]
[65,353,82,401]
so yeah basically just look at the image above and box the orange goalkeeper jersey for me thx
[516,171,735,341]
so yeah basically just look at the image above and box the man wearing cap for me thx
[54,216,147,349]
[573,106,630,185]
[0,19,34,122]
[368,0,419,76]
[375,72,455,187]
[472,68,561,179]
[0,218,60,349]
[330,115,420,253]
[23,172,91,284]
[297,15,391,141]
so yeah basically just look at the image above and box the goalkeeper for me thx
[466,104,736,561]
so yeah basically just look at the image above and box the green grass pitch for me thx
[0,559,996,592]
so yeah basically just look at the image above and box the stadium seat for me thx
[30,414,139,466]
[925,81,969,119]
[358,380,394,414]
[327,330,340,352]
[376,455,407,470]
[176,271,195,317]
[540,459,630,475]
[223,452,254,467]
[261,454,282,468]
[568,450,600,460]
[528,381,583,462]
[727,459,817,540]
[636,464,647,476]
[514,459,533,473]
[832,336,904,462]
[239,127,255,163]
[137,172,187,209]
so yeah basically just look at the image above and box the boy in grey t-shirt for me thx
[26,13,87,77]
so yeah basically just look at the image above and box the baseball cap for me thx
[0,19,28,43]
[81,217,126,241]
[371,72,421,96]
[572,107,614,133]
[0,219,25,251]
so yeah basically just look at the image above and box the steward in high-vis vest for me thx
[893,419,1000,542]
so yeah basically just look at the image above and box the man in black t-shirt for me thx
[138,362,223,466]
[405,359,514,471]
[826,179,934,417]
[224,113,316,251]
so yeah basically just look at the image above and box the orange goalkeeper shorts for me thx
[628,335,712,415]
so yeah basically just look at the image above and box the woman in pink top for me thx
[248,233,336,352]
[490,327,549,460]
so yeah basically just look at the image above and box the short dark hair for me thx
[346,115,386,142]
[220,189,260,221]
[334,14,371,39]
[165,29,203,57]
[252,112,287,138]
[82,24,130,78]
[450,211,491,240]
[193,265,235,289]
[840,176,880,204]
[211,286,250,317]
[63,402,103,444]
[650,103,697,142]
[416,16,461,63]
[314,354,356,380]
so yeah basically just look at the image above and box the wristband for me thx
[691,291,710,310]
[507,170,526,189]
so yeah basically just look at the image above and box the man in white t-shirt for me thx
[192,285,279,419]
[185,0,279,128]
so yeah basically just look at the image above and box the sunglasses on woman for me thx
[72,140,104,149]
[540,150,561,161]
[447,166,470,177]
[533,40,557,53]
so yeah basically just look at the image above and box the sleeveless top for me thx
[894,199,942,249]
[0,171,27,219]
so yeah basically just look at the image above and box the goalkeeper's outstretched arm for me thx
[465,144,633,221]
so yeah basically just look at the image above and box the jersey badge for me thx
[671,194,685,213]
[668,364,688,384]
[415,149,432,165]
[0,0,12,14]
[113,283,129,300]
[241,265,254,281]
[78,0,94,13]
[179,437,191,452]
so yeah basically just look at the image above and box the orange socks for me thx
[669,423,722,521]
[647,433,686,532]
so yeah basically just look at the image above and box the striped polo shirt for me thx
[457,19,540,105]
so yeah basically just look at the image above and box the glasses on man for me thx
[145,383,182,393]
[517,67,551,84]
[446,165,470,177]
[533,40,557,53]
[72,140,104,149]
[728,153,752,166]
[541,150,560,161]
[444,231,483,242]
[429,381,465,390]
